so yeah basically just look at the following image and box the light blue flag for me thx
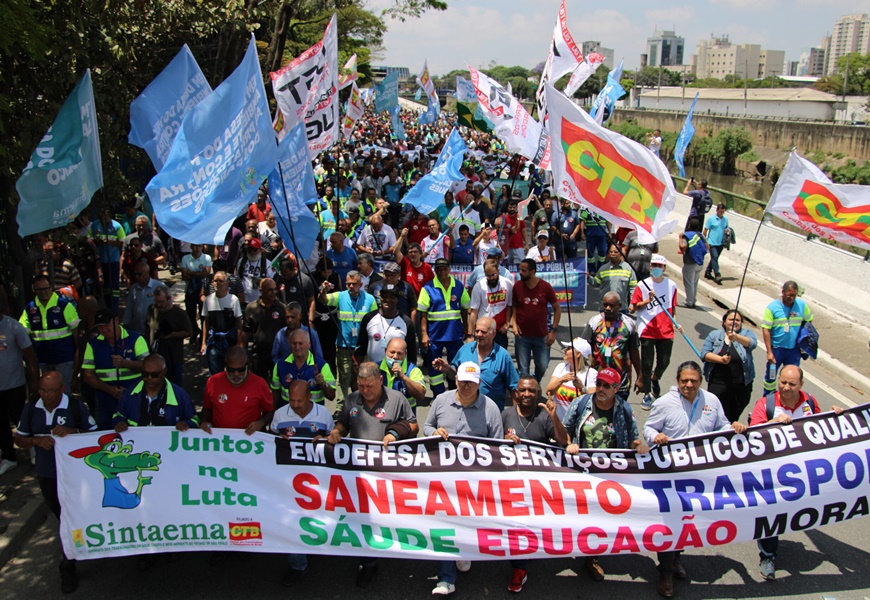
[414,88,422,101]
[417,106,436,126]
[16,70,103,237]
[374,71,399,113]
[674,92,699,178]
[129,45,212,171]
[146,36,279,245]
[455,76,477,102]
[590,59,626,125]
[390,106,406,141]
[401,128,466,214]
[269,120,320,263]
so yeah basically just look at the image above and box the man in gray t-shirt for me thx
[0,298,39,473]
[424,361,502,596]
[327,362,418,588]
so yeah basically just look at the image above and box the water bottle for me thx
[767,361,777,381]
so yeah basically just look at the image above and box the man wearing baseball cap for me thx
[418,259,470,397]
[465,247,511,293]
[424,361,503,595]
[368,262,418,323]
[236,234,275,304]
[630,254,679,410]
[562,366,650,583]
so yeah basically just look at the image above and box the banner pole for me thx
[659,305,703,360]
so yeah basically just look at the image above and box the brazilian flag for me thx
[457,101,493,133]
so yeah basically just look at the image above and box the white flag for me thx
[341,82,365,140]
[416,59,440,114]
[545,85,677,244]
[271,13,339,158]
[535,0,584,121]
[469,66,550,169]
[767,152,870,250]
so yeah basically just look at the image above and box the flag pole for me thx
[275,162,318,356]
[553,202,575,343]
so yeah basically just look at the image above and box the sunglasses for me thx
[596,381,616,389]
[142,370,163,379]
[226,366,247,374]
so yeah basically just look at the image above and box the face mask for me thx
[651,267,664,278]
[385,358,398,368]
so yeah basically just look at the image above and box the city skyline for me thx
[368,0,868,76]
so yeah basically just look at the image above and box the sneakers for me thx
[281,568,306,587]
[356,564,378,588]
[641,394,654,410]
[704,272,714,280]
[508,568,527,592]
[714,275,723,285]
[651,379,661,398]
[584,557,604,581]
[455,560,471,572]
[760,556,776,580]
[0,459,17,476]
[432,581,456,595]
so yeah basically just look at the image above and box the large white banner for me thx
[56,405,870,561]
[767,152,870,251]
[271,13,339,158]
[469,67,550,169]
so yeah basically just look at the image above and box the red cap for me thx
[247,238,262,250]
[596,368,621,387]
[68,433,122,459]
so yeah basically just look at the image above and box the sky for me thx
[366,0,869,76]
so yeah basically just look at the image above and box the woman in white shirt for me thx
[547,337,598,420]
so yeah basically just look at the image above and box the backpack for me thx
[696,190,713,214]
[753,392,820,425]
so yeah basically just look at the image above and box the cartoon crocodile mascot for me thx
[69,433,161,509]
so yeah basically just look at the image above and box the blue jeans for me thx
[706,245,723,277]
[206,336,230,375]
[425,340,462,397]
[515,336,550,382]
[763,346,802,393]
[437,560,457,584]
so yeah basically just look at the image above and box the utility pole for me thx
[656,66,663,109]
[743,58,748,116]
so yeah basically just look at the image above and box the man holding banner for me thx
[644,361,747,597]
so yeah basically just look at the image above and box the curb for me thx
[0,493,48,570]
[665,262,870,398]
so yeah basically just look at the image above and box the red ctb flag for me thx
[544,85,677,244]
[767,152,870,250]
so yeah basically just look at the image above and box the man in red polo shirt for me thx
[200,346,273,434]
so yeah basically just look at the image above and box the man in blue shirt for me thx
[452,225,476,264]
[702,204,728,284]
[433,316,518,410]
[325,232,358,290]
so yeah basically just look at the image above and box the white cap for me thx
[456,361,481,384]
[536,229,549,238]
[560,337,592,358]
[651,253,667,266]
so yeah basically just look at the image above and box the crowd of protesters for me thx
[0,106,832,597]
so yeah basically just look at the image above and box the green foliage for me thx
[830,160,870,184]
[609,120,754,175]
[809,151,827,165]
[737,150,759,162]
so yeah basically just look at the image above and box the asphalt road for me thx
[2,282,869,599]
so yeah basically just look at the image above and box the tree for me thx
[0,0,446,286]
[834,52,870,95]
